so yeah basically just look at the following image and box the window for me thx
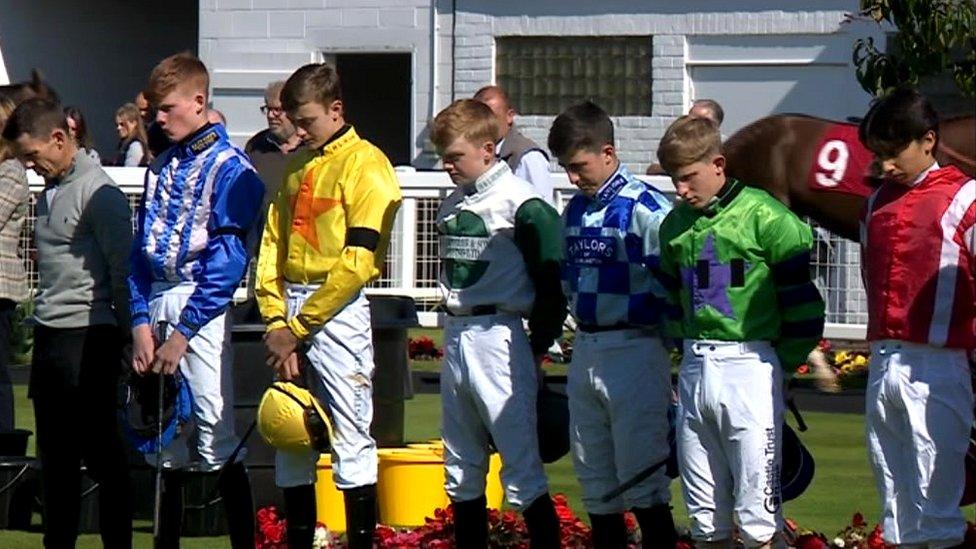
[496,36,652,116]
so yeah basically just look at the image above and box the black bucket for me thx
[77,467,102,534]
[0,457,38,530]
[0,430,32,457]
[181,466,228,537]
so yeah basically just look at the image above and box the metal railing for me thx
[23,168,867,339]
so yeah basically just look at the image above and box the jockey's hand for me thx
[276,352,301,381]
[152,331,188,375]
[265,327,300,373]
[807,347,840,393]
[131,324,155,375]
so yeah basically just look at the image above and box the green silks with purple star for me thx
[656,180,826,370]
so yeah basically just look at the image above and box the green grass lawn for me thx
[0,385,889,547]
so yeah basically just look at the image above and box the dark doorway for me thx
[336,53,412,166]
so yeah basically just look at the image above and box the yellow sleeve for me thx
[287,154,402,339]
[255,190,289,332]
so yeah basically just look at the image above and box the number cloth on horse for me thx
[807,122,876,198]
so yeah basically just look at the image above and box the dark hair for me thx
[281,63,343,113]
[859,87,939,157]
[64,105,94,150]
[2,98,68,142]
[547,101,614,159]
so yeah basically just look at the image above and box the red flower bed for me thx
[256,503,976,548]
[408,336,443,360]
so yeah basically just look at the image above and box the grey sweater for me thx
[33,150,132,329]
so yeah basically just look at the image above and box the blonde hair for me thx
[0,96,17,162]
[116,102,150,162]
[430,99,499,151]
[146,52,209,105]
[657,115,723,174]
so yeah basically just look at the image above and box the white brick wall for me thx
[201,0,867,171]
[200,0,434,155]
[443,0,860,173]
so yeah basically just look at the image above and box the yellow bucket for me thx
[378,443,505,522]
[314,454,346,532]
[377,449,449,527]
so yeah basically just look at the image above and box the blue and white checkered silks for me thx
[562,165,673,328]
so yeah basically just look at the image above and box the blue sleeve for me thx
[128,178,153,328]
[175,168,265,340]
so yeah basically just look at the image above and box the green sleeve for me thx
[762,208,825,371]
[514,198,568,355]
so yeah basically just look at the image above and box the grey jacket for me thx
[33,150,132,329]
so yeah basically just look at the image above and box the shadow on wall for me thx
[0,0,197,157]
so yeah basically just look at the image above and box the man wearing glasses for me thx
[246,81,304,207]
[242,81,305,316]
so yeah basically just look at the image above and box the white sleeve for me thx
[515,150,554,206]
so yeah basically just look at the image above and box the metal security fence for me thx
[22,168,867,338]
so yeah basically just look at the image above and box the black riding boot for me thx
[522,493,560,549]
[588,512,627,549]
[283,484,317,549]
[156,470,184,549]
[343,484,377,549]
[452,495,488,548]
[632,504,677,548]
[217,461,255,549]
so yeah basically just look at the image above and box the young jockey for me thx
[657,115,825,548]
[547,101,677,547]
[128,53,263,548]
[255,62,402,548]
[858,87,975,548]
[430,99,564,548]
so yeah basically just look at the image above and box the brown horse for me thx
[0,69,58,105]
[723,113,976,241]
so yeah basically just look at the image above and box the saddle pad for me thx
[806,123,876,198]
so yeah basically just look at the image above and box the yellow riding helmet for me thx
[257,382,333,453]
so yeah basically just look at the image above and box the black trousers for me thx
[0,298,18,432]
[30,324,132,549]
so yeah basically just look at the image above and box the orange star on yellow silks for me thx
[290,172,339,252]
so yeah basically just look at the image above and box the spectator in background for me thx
[647,98,728,176]
[238,81,303,322]
[207,108,226,126]
[135,90,171,158]
[688,98,725,128]
[245,80,302,204]
[114,102,148,167]
[474,85,554,205]
[0,96,29,434]
[64,105,101,165]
